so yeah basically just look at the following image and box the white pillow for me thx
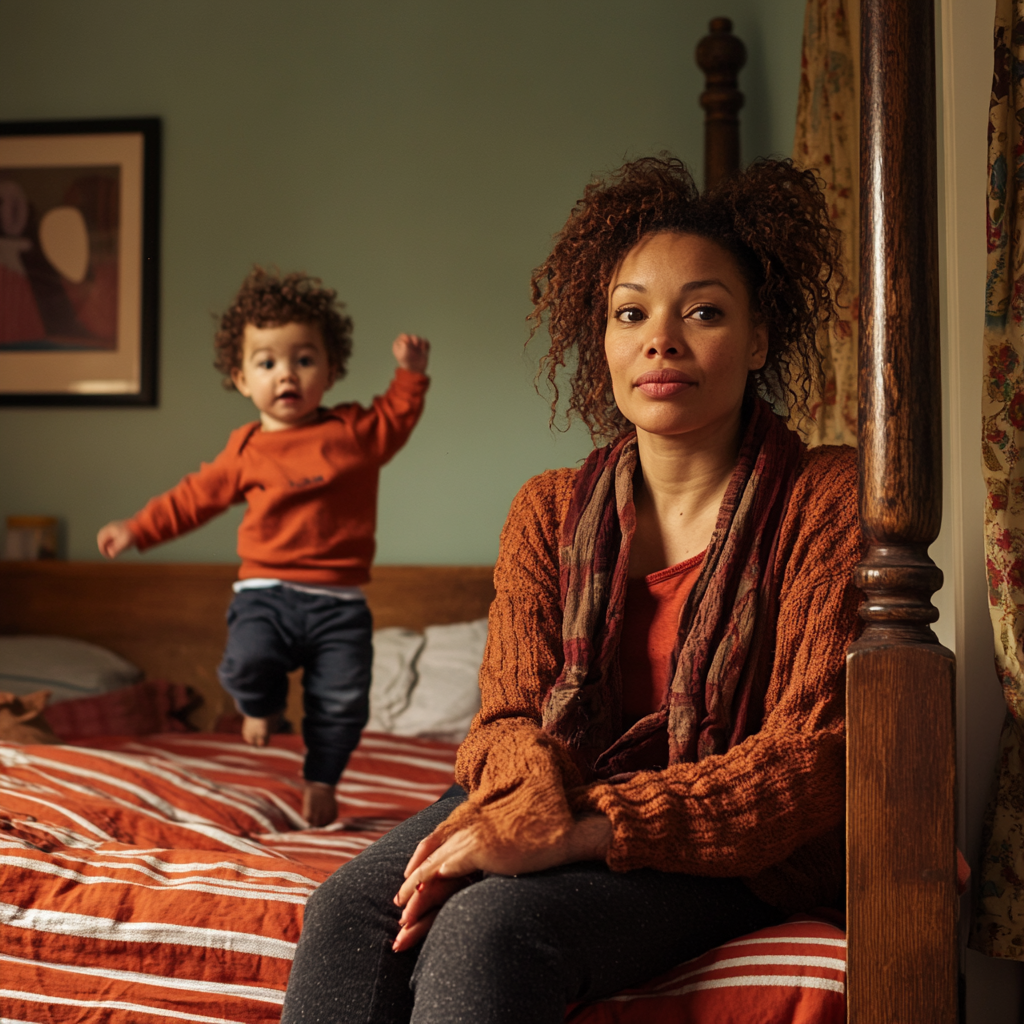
[366,627,425,733]
[389,618,488,743]
[0,635,142,705]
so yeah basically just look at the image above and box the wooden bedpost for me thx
[845,0,957,1020]
[695,17,746,189]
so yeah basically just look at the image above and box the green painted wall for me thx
[0,0,805,566]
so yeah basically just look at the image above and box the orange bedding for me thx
[0,732,454,1023]
[0,733,845,1023]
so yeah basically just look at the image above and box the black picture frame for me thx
[0,117,161,406]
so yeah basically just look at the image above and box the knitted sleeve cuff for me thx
[431,794,575,857]
[568,780,682,872]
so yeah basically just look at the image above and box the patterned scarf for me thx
[541,397,805,774]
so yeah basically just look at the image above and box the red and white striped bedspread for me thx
[0,732,845,1024]
[571,914,846,1024]
[0,732,456,1024]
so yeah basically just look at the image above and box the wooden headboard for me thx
[0,561,495,731]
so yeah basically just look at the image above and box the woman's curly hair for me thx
[214,268,354,389]
[529,156,843,441]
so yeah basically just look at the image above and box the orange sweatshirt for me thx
[127,369,428,585]
[443,444,861,912]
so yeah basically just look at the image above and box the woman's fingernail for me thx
[416,882,425,892]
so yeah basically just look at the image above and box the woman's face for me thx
[604,231,768,444]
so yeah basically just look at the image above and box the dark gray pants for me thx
[218,587,372,785]
[281,787,784,1023]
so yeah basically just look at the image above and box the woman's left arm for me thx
[568,450,863,879]
[570,561,860,878]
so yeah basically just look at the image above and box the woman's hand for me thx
[391,814,612,952]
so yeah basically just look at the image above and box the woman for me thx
[281,156,859,1023]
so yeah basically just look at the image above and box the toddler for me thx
[97,268,430,826]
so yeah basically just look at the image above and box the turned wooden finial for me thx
[695,17,747,189]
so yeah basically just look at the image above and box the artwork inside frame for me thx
[0,117,160,406]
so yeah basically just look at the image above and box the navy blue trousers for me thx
[217,587,372,785]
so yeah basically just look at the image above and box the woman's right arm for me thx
[391,470,594,950]
[435,469,585,852]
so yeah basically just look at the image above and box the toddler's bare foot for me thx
[303,781,338,827]
[241,712,288,746]
[241,715,271,747]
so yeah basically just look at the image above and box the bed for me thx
[0,733,847,1024]
[0,560,847,1024]
[0,0,956,1019]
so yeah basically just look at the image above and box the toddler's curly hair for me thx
[214,268,354,388]
[529,156,844,441]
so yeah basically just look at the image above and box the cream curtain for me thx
[791,0,858,447]
[970,0,1024,962]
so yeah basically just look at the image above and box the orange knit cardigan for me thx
[446,444,861,912]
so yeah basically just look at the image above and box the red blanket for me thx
[0,732,454,1023]
[0,733,845,1023]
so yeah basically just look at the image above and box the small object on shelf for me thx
[3,515,59,560]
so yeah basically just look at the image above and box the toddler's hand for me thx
[97,520,136,559]
[393,334,430,374]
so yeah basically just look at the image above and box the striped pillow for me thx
[570,915,846,1024]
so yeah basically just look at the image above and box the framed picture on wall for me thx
[0,117,161,405]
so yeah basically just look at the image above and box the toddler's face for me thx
[231,322,336,431]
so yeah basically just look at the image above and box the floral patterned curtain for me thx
[971,1,1024,962]
[792,0,859,447]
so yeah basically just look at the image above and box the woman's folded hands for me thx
[391,813,612,952]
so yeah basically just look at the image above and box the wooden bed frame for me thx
[845,2,958,1019]
[0,562,495,732]
[0,6,958,1020]
[697,5,958,1019]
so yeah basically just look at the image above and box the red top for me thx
[619,551,706,724]
[127,369,428,585]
